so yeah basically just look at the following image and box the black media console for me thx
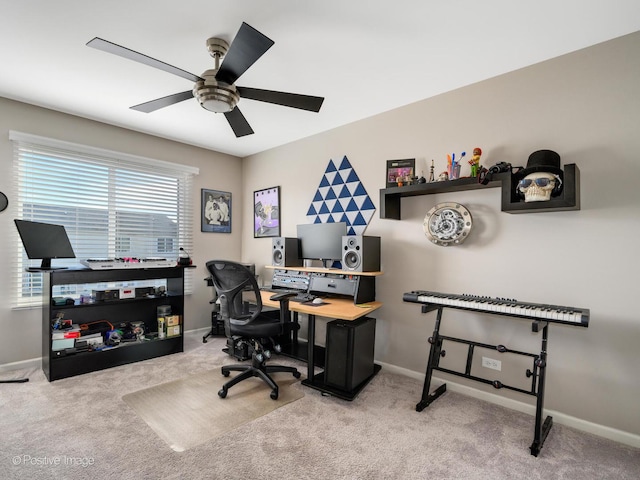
[42,267,186,381]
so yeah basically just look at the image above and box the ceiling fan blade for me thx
[130,90,194,113]
[87,37,203,83]
[237,87,324,112]
[215,23,274,85]
[224,107,254,137]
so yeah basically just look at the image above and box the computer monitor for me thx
[14,219,76,270]
[296,221,347,268]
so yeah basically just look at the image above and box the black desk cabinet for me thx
[42,267,185,381]
[324,317,376,391]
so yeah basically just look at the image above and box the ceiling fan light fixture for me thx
[201,98,232,113]
[193,71,239,113]
[195,86,239,112]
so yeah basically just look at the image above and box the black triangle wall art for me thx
[306,155,376,235]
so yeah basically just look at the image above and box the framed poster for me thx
[201,189,231,233]
[253,186,281,238]
[386,158,415,188]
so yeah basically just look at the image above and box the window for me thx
[10,131,199,308]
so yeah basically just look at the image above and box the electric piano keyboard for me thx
[403,290,589,327]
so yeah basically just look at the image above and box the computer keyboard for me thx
[260,287,315,303]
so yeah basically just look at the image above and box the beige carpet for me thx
[122,367,304,452]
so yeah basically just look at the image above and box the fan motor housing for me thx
[193,69,239,113]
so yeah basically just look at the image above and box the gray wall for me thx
[0,97,243,366]
[242,32,640,439]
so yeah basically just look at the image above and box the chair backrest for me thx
[205,260,262,335]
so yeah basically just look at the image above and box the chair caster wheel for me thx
[218,388,227,398]
[222,370,230,377]
[270,389,279,400]
[293,371,301,379]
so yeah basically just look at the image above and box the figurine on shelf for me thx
[428,160,435,182]
[438,171,449,182]
[469,147,482,178]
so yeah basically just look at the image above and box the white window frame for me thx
[9,131,199,308]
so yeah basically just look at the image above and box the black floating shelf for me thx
[379,164,580,219]
[500,164,580,213]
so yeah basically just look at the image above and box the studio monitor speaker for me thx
[342,235,381,272]
[271,237,302,267]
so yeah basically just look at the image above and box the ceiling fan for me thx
[87,22,324,137]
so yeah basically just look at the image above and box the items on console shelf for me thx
[81,257,176,270]
[51,312,73,330]
[119,287,135,299]
[52,321,81,352]
[166,315,182,337]
[80,285,165,304]
[135,286,156,298]
[52,296,75,306]
[157,305,172,339]
[92,289,119,302]
[54,318,167,356]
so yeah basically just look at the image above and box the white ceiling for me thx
[2,1,639,158]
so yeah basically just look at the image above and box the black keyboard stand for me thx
[415,304,552,457]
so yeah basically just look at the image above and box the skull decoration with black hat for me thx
[514,150,564,202]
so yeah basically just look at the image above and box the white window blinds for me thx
[10,131,198,308]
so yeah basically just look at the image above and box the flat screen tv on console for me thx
[14,219,76,270]
[296,221,347,268]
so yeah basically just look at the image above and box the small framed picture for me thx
[386,158,415,188]
[202,189,231,233]
[253,186,281,238]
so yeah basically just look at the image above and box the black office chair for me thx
[205,260,301,400]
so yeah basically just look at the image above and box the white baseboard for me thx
[379,361,640,450]
[185,326,212,336]
[0,357,41,374]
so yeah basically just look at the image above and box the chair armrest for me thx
[270,291,297,302]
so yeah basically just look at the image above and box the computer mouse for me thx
[312,297,324,304]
